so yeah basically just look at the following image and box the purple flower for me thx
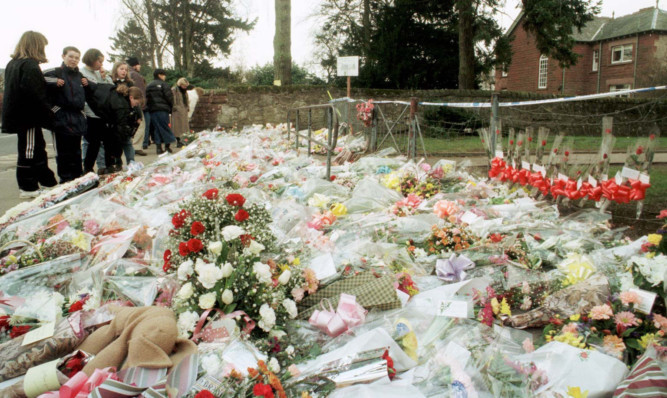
[436,254,475,282]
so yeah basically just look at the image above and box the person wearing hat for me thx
[126,57,147,156]
[145,68,175,154]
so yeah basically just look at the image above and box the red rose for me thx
[603,153,608,159]
[163,250,172,263]
[0,315,10,330]
[636,146,644,155]
[330,175,337,181]
[528,137,533,142]
[240,234,254,247]
[190,221,206,236]
[489,233,503,243]
[179,242,190,256]
[564,151,569,156]
[68,300,84,313]
[226,193,246,207]
[203,188,219,200]
[163,261,172,273]
[250,175,259,183]
[650,134,656,140]
[541,140,546,146]
[252,383,274,398]
[10,325,31,339]
[187,238,204,253]
[509,140,514,145]
[553,148,558,154]
[518,140,523,146]
[195,391,216,398]
[172,210,191,229]
[235,209,250,222]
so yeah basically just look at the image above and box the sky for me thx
[0,0,662,73]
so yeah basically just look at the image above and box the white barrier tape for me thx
[330,85,667,108]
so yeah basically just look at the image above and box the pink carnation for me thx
[589,304,614,320]
[653,314,667,332]
[562,323,579,336]
[522,338,535,353]
[614,311,639,328]
[619,291,641,306]
[433,200,459,218]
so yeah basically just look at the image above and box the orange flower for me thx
[257,360,270,375]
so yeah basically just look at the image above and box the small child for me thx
[44,46,88,183]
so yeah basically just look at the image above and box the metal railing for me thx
[286,103,341,179]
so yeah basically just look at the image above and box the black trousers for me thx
[16,127,57,192]
[83,117,121,172]
[52,131,82,183]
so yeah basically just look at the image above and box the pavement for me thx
[0,133,165,215]
[0,134,665,216]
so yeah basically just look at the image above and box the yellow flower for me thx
[6,255,16,265]
[567,386,589,398]
[330,203,347,217]
[559,253,595,287]
[639,333,658,349]
[292,257,300,266]
[401,332,419,361]
[648,234,663,246]
[554,332,586,349]
[570,314,581,322]
[382,173,400,190]
[491,297,500,315]
[71,231,90,251]
[500,298,511,316]
[647,252,656,259]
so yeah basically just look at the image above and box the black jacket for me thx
[44,63,87,136]
[145,78,173,113]
[85,82,140,140]
[2,58,54,133]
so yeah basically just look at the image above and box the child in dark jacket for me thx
[111,61,139,164]
[1,31,58,198]
[145,69,175,154]
[44,46,88,183]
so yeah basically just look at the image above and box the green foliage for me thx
[521,0,601,67]
[245,63,325,86]
[108,19,154,66]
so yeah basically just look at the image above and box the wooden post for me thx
[347,76,352,135]
[408,97,418,159]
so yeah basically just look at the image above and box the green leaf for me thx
[625,338,642,351]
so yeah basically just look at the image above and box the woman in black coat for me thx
[1,31,58,198]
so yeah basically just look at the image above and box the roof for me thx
[507,7,667,43]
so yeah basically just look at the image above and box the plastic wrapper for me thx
[516,341,628,397]
[344,177,402,214]
[349,156,405,175]
[103,260,162,306]
[0,253,86,297]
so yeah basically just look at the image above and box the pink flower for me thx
[433,200,459,218]
[420,163,431,172]
[614,311,639,328]
[303,268,319,294]
[522,338,535,353]
[603,335,626,358]
[619,291,641,306]
[589,304,614,320]
[658,210,667,219]
[562,323,579,336]
[83,219,100,235]
[291,287,305,302]
[429,167,444,179]
[653,314,667,332]
[405,193,422,208]
[307,211,336,230]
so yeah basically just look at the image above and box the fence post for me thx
[286,110,291,141]
[408,97,418,159]
[326,107,333,179]
[295,110,300,152]
[307,109,312,156]
[370,107,378,152]
[490,93,499,155]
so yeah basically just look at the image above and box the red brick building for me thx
[495,6,667,95]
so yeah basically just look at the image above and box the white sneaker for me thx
[19,189,41,199]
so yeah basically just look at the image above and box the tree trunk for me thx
[457,0,475,90]
[273,0,292,85]
[362,0,371,57]
[144,0,162,68]
[182,0,195,75]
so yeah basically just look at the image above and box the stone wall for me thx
[190,86,667,137]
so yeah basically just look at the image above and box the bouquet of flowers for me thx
[164,189,311,338]
[421,224,478,255]
[356,99,374,128]
[542,292,666,365]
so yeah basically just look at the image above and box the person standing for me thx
[171,77,191,148]
[1,31,58,198]
[44,46,87,183]
[111,61,137,165]
[145,69,175,154]
[80,48,115,174]
[127,57,147,156]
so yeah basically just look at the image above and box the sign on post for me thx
[337,56,359,77]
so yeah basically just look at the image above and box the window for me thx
[611,44,633,64]
[610,84,632,97]
[592,50,599,72]
[538,55,548,89]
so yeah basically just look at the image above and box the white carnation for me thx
[196,260,224,289]
[269,357,281,373]
[221,262,234,278]
[253,262,273,284]
[282,298,298,319]
[177,311,200,337]
[221,289,234,305]
[51,292,65,308]
[177,260,194,281]
[177,282,194,300]
[221,225,246,241]
[246,240,265,256]
[198,292,217,309]
[630,254,667,286]
[278,270,292,285]
[201,354,223,376]
[208,241,223,255]
[285,345,295,356]
[258,304,276,331]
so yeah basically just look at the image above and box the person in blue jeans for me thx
[145,69,175,154]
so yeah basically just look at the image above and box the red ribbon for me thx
[488,157,507,179]
[629,179,651,201]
